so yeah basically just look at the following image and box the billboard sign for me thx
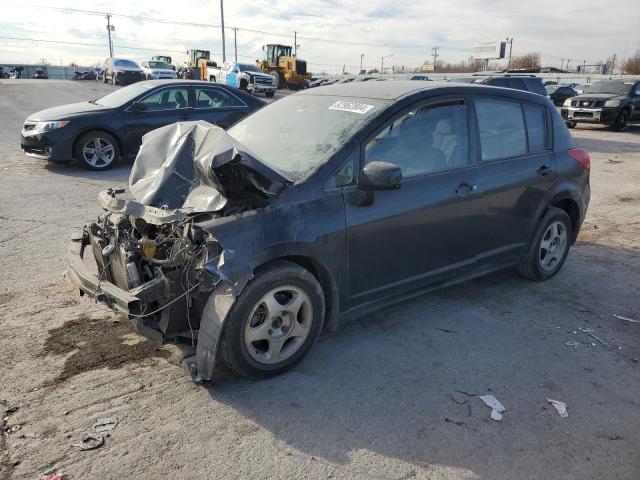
[473,41,507,60]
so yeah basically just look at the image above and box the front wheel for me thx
[517,207,572,281]
[566,121,577,129]
[265,90,275,98]
[74,131,119,170]
[613,110,629,132]
[219,260,325,378]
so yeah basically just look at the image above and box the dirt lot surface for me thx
[1,81,639,480]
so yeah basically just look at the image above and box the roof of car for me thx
[298,80,452,100]
[139,79,222,87]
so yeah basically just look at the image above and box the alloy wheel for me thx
[243,286,313,365]
[538,220,568,272]
[82,137,115,168]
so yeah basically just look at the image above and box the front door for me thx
[344,98,483,307]
[472,96,556,264]
[124,85,193,155]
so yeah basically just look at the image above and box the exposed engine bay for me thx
[67,121,290,379]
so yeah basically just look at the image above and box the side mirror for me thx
[131,102,148,113]
[359,161,402,191]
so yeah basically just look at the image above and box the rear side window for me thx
[523,78,547,96]
[523,104,546,153]
[194,87,245,108]
[475,98,526,161]
[488,77,526,91]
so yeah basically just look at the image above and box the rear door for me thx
[192,85,250,128]
[124,85,193,154]
[344,97,483,307]
[472,95,555,264]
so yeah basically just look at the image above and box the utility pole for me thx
[431,45,439,71]
[294,31,297,56]
[560,59,564,70]
[220,0,226,62]
[583,59,586,73]
[360,53,364,74]
[610,53,617,74]
[505,37,513,70]
[381,54,393,74]
[106,14,114,57]
[566,59,570,71]
[233,28,238,62]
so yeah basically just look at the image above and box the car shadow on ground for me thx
[203,242,640,477]
[44,160,131,183]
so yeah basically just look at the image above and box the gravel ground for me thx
[1,80,639,480]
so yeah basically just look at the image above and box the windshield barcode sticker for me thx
[329,101,375,114]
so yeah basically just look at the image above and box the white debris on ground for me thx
[479,395,506,421]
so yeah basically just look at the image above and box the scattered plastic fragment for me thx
[70,434,104,451]
[547,398,568,417]
[586,332,607,346]
[613,314,639,324]
[40,475,64,480]
[94,417,119,434]
[563,341,579,348]
[479,395,506,421]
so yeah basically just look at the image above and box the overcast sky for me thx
[0,0,638,73]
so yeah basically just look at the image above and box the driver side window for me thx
[364,101,469,178]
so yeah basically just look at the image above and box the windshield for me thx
[228,94,388,178]
[113,59,139,68]
[584,81,633,96]
[94,83,155,107]
[237,63,262,73]
[147,61,171,69]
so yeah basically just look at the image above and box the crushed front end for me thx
[67,189,224,346]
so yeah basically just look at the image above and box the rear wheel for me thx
[613,110,629,132]
[517,207,572,281]
[239,79,248,91]
[74,131,119,171]
[219,260,325,378]
[566,121,577,129]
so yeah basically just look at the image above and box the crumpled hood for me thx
[129,121,289,213]
[573,93,622,101]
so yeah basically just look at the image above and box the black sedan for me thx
[546,84,577,106]
[21,80,265,170]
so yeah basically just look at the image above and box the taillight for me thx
[568,148,590,172]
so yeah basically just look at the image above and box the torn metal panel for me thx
[129,121,289,212]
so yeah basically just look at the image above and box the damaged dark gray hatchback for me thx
[67,81,590,380]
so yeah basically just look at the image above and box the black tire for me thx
[566,121,577,129]
[209,75,216,83]
[74,131,120,171]
[102,72,108,84]
[277,72,286,89]
[517,207,572,281]
[613,110,629,132]
[265,90,275,98]
[219,260,325,378]
[239,79,248,91]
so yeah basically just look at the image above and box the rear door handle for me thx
[455,182,477,197]
[537,165,552,176]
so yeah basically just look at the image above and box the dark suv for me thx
[100,58,145,86]
[67,82,590,380]
[560,80,640,131]
[453,74,547,96]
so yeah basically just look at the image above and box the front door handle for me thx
[455,182,477,197]
[537,165,552,176]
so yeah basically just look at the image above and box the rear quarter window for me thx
[523,104,546,153]
[524,78,547,96]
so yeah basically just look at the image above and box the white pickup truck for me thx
[207,61,277,97]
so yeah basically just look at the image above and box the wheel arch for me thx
[543,192,582,244]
